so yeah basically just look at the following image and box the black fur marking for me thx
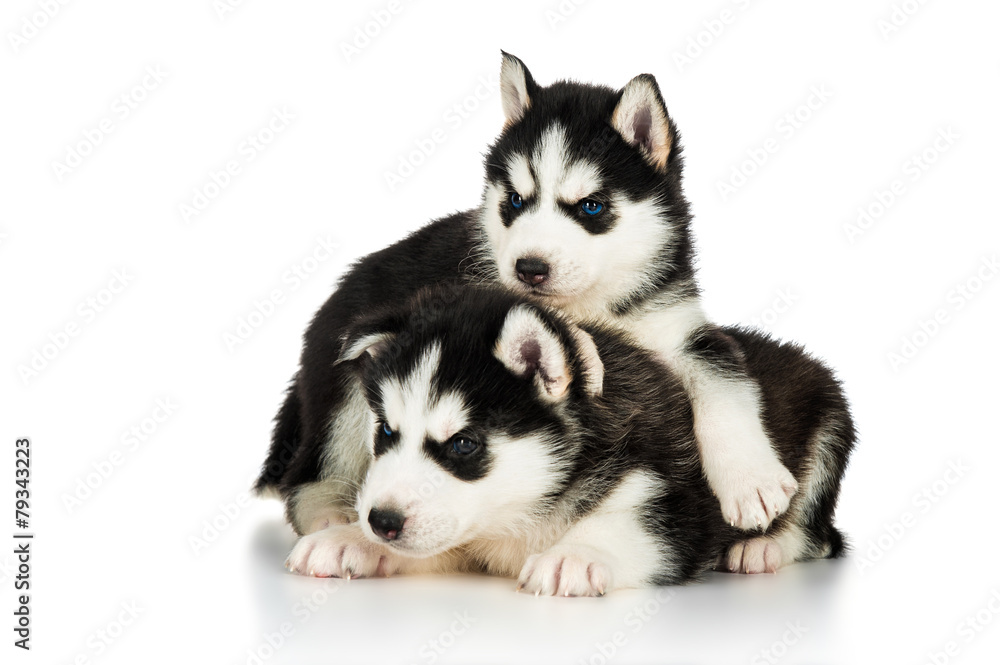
[422,434,491,482]
[556,196,617,235]
[372,416,400,457]
[499,189,536,228]
[684,325,748,377]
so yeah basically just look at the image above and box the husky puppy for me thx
[258,54,804,545]
[283,286,854,594]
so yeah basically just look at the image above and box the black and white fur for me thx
[283,286,854,594]
[258,53,810,551]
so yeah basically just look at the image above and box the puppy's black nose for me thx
[515,258,550,286]
[368,508,405,541]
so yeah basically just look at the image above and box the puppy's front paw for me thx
[285,524,392,579]
[724,536,786,574]
[717,461,797,531]
[516,545,613,597]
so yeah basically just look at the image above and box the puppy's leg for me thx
[687,368,798,530]
[631,308,796,531]
[287,523,382,578]
[723,524,811,574]
[516,471,664,596]
[286,481,358,535]
[679,327,797,531]
[286,523,457,579]
[724,536,787,574]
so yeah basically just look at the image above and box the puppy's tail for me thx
[826,526,849,559]
[254,381,302,496]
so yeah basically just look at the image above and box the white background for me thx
[2,1,999,663]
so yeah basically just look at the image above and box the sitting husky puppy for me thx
[258,54,805,544]
[284,286,855,595]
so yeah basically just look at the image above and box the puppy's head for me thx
[479,53,691,315]
[339,287,603,557]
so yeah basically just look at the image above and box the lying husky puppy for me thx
[259,53,803,539]
[284,286,855,594]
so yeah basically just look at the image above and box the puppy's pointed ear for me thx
[494,305,574,401]
[611,74,675,171]
[500,51,536,126]
[339,331,395,363]
[338,312,404,363]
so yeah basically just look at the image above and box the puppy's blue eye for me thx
[451,436,478,455]
[382,422,393,437]
[581,200,603,215]
[510,193,523,209]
